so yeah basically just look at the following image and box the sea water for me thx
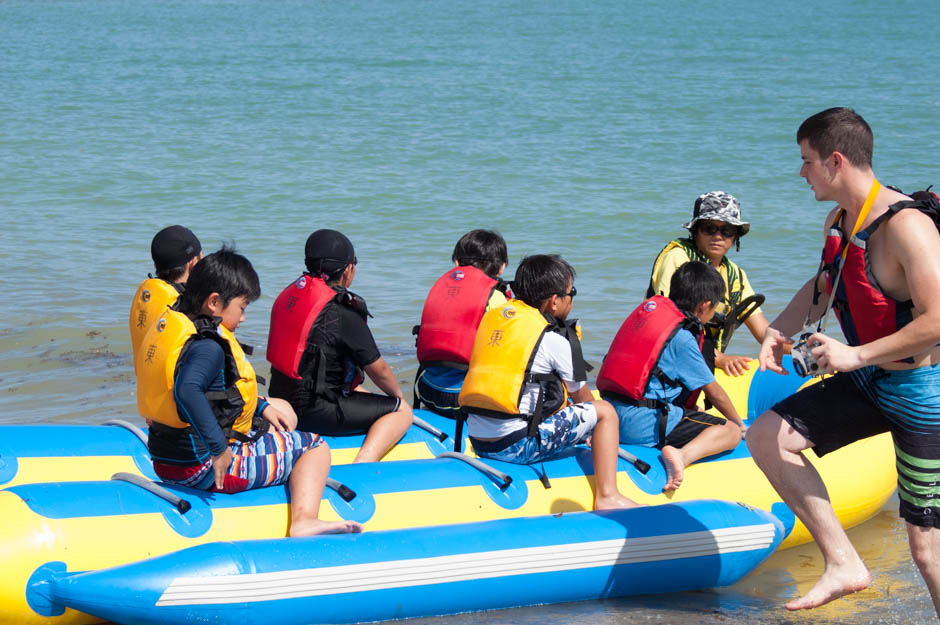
[1,0,938,622]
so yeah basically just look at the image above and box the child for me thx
[413,230,510,425]
[267,229,412,463]
[129,225,202,369]
[136,246,361,537]
[459,254,638,511]
[598,261,746,492]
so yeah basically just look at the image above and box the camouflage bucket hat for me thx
[682,191,750,236]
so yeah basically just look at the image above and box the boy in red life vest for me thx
[459,254,638,511]
[267,230,413,463]
[413,230,510,424]
[137,246,361,537]
[598,262,746,492]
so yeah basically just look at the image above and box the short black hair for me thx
[452,230,508,279]
[155,264,189,283]
[669,262,724,315]
[513,254,574,309]
[797,107,873,168]
[177,245,261,316]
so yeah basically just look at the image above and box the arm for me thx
[701,380,745,432]
[363,356,405,400]
[570,383,594,404]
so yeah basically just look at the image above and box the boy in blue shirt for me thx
[600,262,746,492]
[136,246,362,537]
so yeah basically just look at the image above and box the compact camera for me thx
[791,332,822,377]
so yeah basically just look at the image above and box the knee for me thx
[592,399,615,421]
[908,527,940,573]
[744,412,782,460]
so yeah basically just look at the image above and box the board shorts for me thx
[298,390,401,435]
[469,402,598,464]
[772,363,940,529]
[661,409,727,449]
[152,429,322,494]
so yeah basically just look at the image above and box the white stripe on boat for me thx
[156,523,776,606]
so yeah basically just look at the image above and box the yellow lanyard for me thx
[816,179,881,333]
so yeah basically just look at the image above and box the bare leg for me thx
[590,400,641,511]
[288,442,363,537]
[662,420,741,491]
[353,401,414,463]
[747,411,871,609]
[907,522,940,619]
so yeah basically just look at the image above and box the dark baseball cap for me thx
[304,229,356,270]
[151,225,202,269]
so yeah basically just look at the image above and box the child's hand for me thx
[211,448,233,490]
[716,352,752,377]
[738,422,749,436]
[262,403,296,432]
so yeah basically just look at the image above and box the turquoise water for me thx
[1,0,938,622]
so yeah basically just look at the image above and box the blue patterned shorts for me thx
[473,403,598,464]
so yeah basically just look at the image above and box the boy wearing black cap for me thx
[267,229,412,463]
[129,225,203,368]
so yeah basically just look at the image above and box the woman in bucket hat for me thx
[646,191,771,376]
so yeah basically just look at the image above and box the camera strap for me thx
[809,179,881,335]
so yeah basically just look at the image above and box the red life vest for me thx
[596,296,704,407]
[416,266,500,367]
[266,274,340,380]
[822,208,914,352]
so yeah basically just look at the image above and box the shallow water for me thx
[2,0,939,622]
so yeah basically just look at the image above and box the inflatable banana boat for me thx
[28,500,785,625]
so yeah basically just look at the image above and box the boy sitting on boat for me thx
[267,229,412,463]
[129,225,202,369]
[413,229,510,428]
[598,261,747,491]
[136,246,361,537]
[458,254,638,510]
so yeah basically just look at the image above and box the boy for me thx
[414,230,510,424]
[458,254,637,511]
[130,225,202,369]
[136,246,360,537]
[267,229,412,463]
[599,261,746,492]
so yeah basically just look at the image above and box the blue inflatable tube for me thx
[32,500,785,625]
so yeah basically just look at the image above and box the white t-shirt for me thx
[467,331,587,438]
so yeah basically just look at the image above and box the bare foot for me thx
[594,494,642,511]
[785,562,872,610]
[290,519,364,537]
[661,445,685,491]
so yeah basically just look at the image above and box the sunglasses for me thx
[557,285,577,298]
[698,223,738,238]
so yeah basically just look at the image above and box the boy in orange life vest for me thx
[137,246,360,537]
[459,254,638,511]
[267,230,413,463]
[414,230,510,420]
[599,262,746,492]
[130,225,203,369]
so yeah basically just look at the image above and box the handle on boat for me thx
[326,477,357,502]
[111,472,192,514]
[437,451,512,489]
[618,448,651,474]
[412,415,449,442]
[102,419,149,446]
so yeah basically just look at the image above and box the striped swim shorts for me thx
[154,430,322,494]
[773,363,940,528]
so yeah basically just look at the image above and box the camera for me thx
[791,333,822,377]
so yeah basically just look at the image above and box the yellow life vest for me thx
[136,309,254,439]
[458,300,569,423]
[129,278,182,373]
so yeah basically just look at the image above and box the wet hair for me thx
[669,262,724,315]
[513,254,574,309]
[177,245,261,316]
[797,107,873,168]
[452,230,508,279]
